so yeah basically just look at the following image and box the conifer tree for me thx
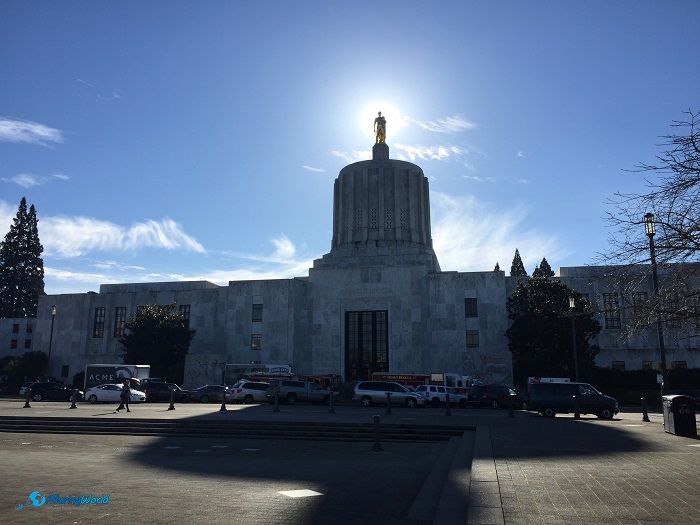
[509,249,527,277]
[0,198,45,317]
[532,257,555,279]
[494,261,500,272]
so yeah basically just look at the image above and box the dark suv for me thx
[527,381,618,419]
[467,385,526,409]
[141,382,189,402]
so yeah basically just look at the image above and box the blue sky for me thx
[1,1,699,295]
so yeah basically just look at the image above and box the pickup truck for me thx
[266,379,337,405]
[415,384,468,408]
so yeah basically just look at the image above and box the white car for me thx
[85,384,146,404]
[415,384,468,408]
[229,381,270,404]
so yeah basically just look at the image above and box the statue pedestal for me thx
[372,142,389,160]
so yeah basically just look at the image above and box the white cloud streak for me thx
[39,215,205,257]
[409,115,476,134]
[431,192,569,273]
[0,118,63,146]
[2,172,69,188]
[302,165,325,173]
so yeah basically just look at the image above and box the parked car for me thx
[352,380,426,408]
[265,380,336,405]
[468,385,526,409]
[85,383,146,404]
[526,381,619,419]
[19,381,36,396]
[27,381,83,402]
[415,384,468,407]
[187,385,230,403]
[142,382,189,402]
[229,381,270,404]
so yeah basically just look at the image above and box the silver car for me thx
[353,380,426,408]
[229,381,269,404]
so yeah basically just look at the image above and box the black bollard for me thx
[641,397,651,422]
[508,394,514,418]
[445,392,452,416]
[372,414,383,452]
[385,392,392,415]
[273,391,280,412]
[69,389,78,409]
[23,387,31,408]
[573,395,580,419]
[219,388,228,412]
[328,390,335,414]
[168,385,176,411]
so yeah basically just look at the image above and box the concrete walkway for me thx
[1,398,698,524]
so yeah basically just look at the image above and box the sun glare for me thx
[359,103,408,142]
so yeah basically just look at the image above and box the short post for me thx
[641,397,651,422]
[385,392,392,415]
[372,414,383,452]
[273,391,280,412]
[168,385,176,411]
[69,388,78,409]
[219,370,227,412]
[573,395,580,419]
[328,390,335,414]
[508,395,514,418]
[444,392,452,416]
[23,388,31,408]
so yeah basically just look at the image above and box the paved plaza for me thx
[0,399,698,524]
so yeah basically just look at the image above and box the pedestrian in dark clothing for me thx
[116,379,131,413]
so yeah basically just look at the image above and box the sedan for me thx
[27,382,83,402]
[187,385,230,403]
[85,384,146,404]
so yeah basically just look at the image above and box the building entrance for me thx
[345,311,388,381]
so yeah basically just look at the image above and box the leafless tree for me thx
[603,108,700,333]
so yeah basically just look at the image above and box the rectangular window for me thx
[672,361,687,370]
[464,298,478,318]
[251,334,262,351]
[179,304,191,329]
[633,292,648,314]
[113,307,127,337]
[11,339,17,350]
[12,324,19,334]
[26,323,33,334]
[642,361,654,370]
[61,365,69,378]
[252,303,263,322]
[466,330,479,348]
[603,293,621,329]
[611,360,625,371]
[92,307,106,338]
[24,339,31,349]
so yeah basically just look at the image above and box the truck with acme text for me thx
[84,364,151,391]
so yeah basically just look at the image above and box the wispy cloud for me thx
[0,118,63,146]
[302,165,325,173]
[331,150,371,163]
[39,215,205,257]
[2,172,70,188]
[394,143,459,162]
[409,115,476,134]
[431,192,569,273]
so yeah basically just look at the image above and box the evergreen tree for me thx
[0,198,45,317]
[494,261,500,272]
[121,304,196,384]
[532,257,555,279]
[506,279,601,384]
[509,249,527,277]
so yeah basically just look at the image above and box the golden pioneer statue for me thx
[374,111,386,144]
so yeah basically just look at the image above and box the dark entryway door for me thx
[345,311,388,381]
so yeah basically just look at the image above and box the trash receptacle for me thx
[662,395,697,438]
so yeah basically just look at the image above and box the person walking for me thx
[116,379,131,413]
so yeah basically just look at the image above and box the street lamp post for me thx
[569,297,579,382]
[47,305,56,378]
[644,213,669,395]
